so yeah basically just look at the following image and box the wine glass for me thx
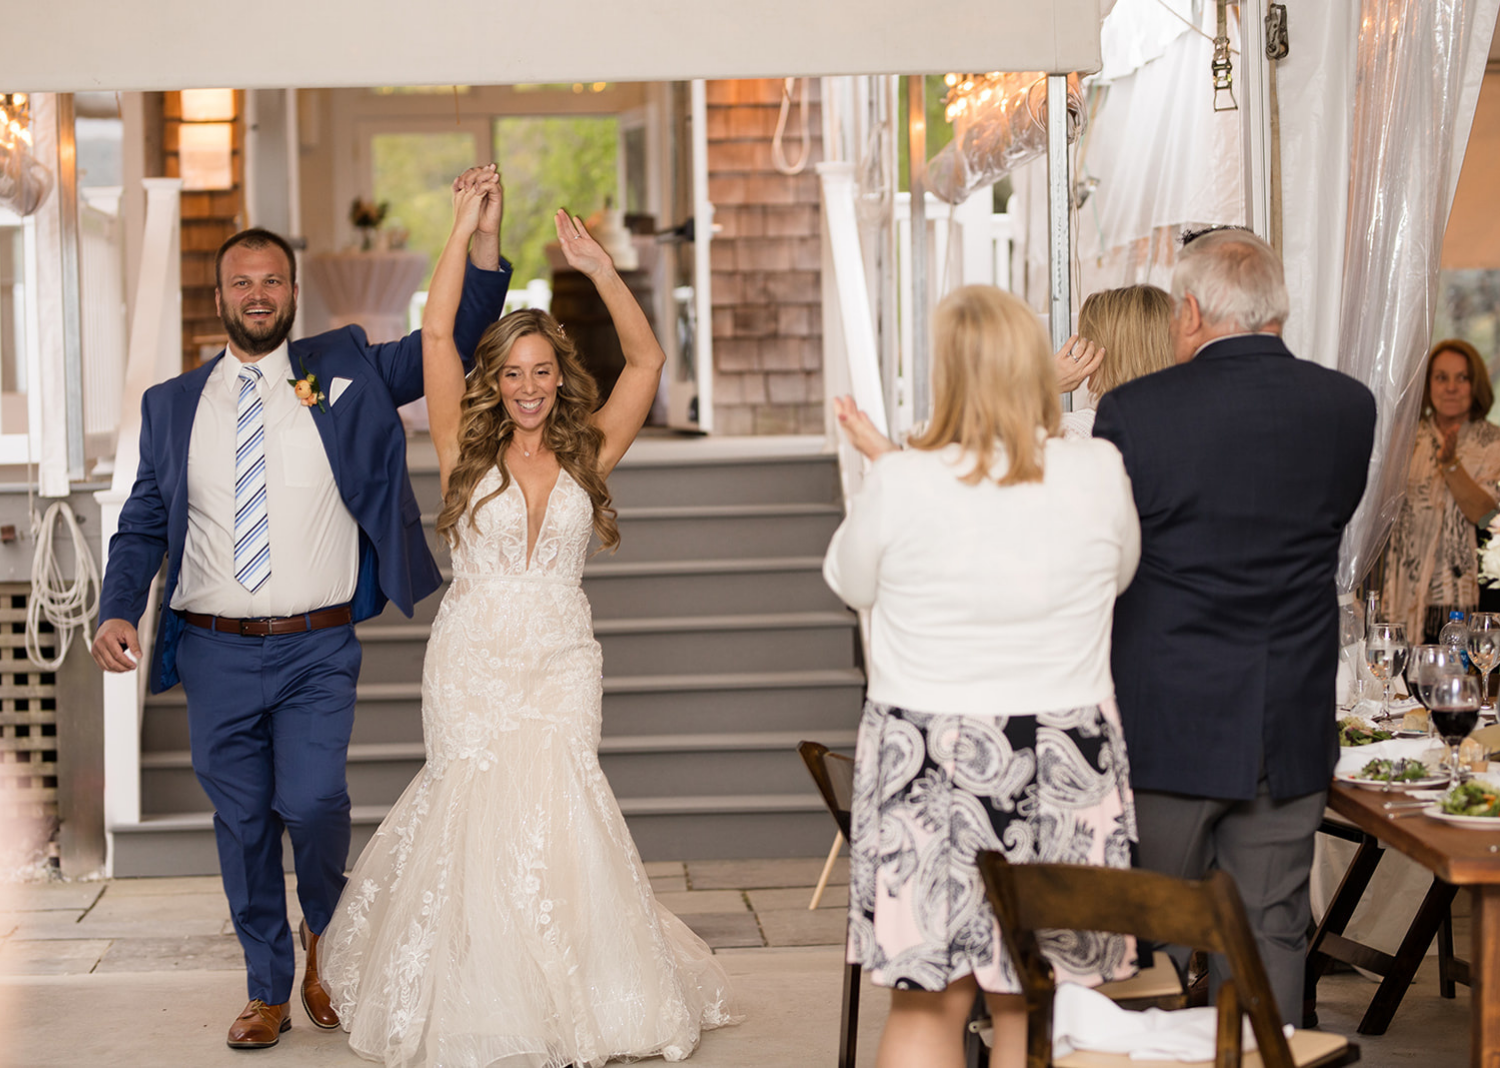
[1427,674,1481,782]
[1409,643,1466,713]
[1365,622,1409,721]
[1469,612,1500,713]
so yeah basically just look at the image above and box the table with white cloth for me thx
[306,250,429,427]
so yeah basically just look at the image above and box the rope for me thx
[1151,0,1241,55]
[771,77,812,176]
[26,501,100,670]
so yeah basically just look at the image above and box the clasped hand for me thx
[451,164,503,236]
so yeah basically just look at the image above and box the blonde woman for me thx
[825,285,1141,1068]
[1059,284,1174,439]
[321,168,737,1067]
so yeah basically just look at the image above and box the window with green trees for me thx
[494,115,620,287]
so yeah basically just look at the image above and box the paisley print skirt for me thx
[845,700,1138,994]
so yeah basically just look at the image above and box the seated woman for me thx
[1059,284,1173,439]
[1381,338,1500,642]
[824,285,1142,1068]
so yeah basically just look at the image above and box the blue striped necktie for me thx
[234,364,271,592]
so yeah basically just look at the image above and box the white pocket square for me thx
[330,377,354,405]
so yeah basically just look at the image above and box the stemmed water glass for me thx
[1365,622,1409,721]
[1427,674,1482,782]
[1338,600,1367,709]
[1468,612,1500,713]
[1409,643,1467,716]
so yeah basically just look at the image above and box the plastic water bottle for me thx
[1440,610,1475,672]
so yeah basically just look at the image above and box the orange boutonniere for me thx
[287,362,327,412]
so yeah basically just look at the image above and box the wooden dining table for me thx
[1326,781,1500,1066]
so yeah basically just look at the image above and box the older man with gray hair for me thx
[1093,228,1376,1024]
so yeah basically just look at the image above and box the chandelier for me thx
[0,94,30,150]
[927,72,1084,205]
[0,92,52,216]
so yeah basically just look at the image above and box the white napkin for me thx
[1334,736,1444,777]
[1052,982,1292,1062]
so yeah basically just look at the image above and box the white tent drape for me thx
[1334,0,1500,593]
[5,0,1107,92]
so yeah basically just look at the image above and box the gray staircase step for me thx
[371,557,844,626]
[139,730,858,816]
[353,611,859,682]
[111,794,842,876]
[407,450,838,512]
[124,440,859,870]
[419,502,844,564]
[142,668,865,751]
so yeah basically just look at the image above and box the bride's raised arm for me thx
[553,210,666,476]
[424,169,500,494]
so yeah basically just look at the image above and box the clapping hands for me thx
[833,396,898,461]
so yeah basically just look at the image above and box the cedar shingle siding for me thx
[706,80,824,435]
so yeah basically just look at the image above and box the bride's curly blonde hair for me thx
[435,309,619,553]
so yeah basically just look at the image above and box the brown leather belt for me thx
[180,605,353,637]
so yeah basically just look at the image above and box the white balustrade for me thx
[97,177,182,869]
[79,187,127,466]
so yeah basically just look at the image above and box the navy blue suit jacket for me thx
[1093,334,1376,801]
[99,261,511,694]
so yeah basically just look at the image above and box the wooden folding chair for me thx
[977,852,1360,1068]
[797,740,990,1068]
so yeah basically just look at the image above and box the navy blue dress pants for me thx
[176,620,361,1005]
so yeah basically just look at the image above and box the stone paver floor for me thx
[0,857,1472,1067]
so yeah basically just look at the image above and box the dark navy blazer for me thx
[1093,333,1376,801]
[99,261,511,694]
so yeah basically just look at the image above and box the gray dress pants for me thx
[1133,779,1327,1027]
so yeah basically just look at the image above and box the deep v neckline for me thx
[514,466,566,569]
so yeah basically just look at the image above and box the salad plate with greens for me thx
[1339,757,1448,791]
[1339,717,1396,747]
[1424,780,1500,827]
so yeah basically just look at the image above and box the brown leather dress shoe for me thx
[300,919,341,1029]
[227,999,291,1049]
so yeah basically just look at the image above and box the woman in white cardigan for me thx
[825,285,1142,1068]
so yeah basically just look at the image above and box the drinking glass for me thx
[1427,674,1481,782]
[1409,643,1466,712]
[1365,622,1409,721]
[1469,612,1500,713]
[1338,601,1367,708]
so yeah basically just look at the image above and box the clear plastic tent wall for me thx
[1335,0,1495,593]
[927,74,1085,205]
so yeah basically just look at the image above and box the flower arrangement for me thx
[1481,517,1500,587]
[349,197,389,250]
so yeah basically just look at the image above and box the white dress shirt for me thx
[824,438,1140,716]
[171,343,359,617]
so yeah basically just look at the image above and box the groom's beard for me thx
[222,296,297,358]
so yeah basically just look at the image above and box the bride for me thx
[319,167,738,1067]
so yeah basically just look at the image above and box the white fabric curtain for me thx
[1334,0,1500,593]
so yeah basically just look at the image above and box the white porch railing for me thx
[96,177,182,871]
[891,191,1016,441]
[79,186,128,469]
[0,207,40,465]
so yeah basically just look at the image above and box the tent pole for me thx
[1046,73,1072,413]
[907,75,929,423]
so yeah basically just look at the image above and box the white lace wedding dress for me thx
[320,465,738,1068]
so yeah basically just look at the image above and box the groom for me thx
[92,167,508,1049]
